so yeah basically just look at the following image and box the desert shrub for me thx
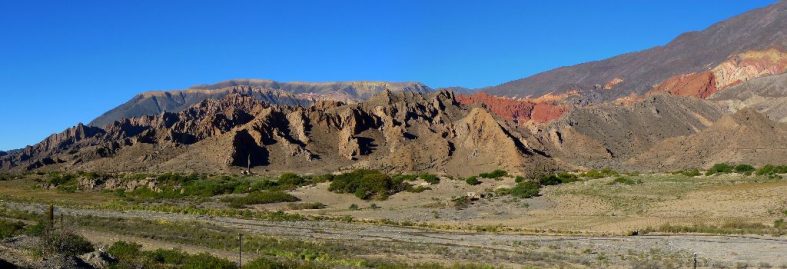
[221,191,300,208]
[182,252,237,269]
[734,164,755,175]
[581,168,618,179]
[510,182,540,198]
[287,202,326,210]
[419,173,440,184]
[478,170,507,179]
[494,188,512,196]
[278,173,306,187]
[108,241,143,260]
[706,163,734,176]
[609,177,641,185]
[147,248,189,264]
[678,168,701,177]
[0,219,25,239]
[514,176,525,183]
[242,257,290,269]
[328,170,408,200]
[775,219,785,229]
[465,176,481,186]
[47,173,76,186]
[39,230,94,256]
[538,172,578,186]
[392,174,418,182]
[25,221,46,236]
[156,173,201,184]
[755,165,787,176]
[452,196,471,210]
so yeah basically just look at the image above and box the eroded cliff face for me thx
[649,48,787,99]
[1,91,554,176]
[456,92,569,124]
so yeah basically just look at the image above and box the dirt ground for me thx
[284,173,787,235]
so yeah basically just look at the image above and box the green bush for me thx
[40,230,94,256]
[221,191,300,208]
[510,182,540,198]
[0,219,25,239]
[419,173,440,184]
[706,163,734,176]
[278,173,306,187]
[182,252,237,269]
[538,172,578,186]
[108,241,143,260]
[478,170,507,179]
[755,165,787,176]
[734,164,755,175]
[514,176,525,183]
[328,170,408,200]
[677,168,701,177]
[465,176,481,186]
[609,177,641,185]
[242,257,289,269]
[580,168,619,179]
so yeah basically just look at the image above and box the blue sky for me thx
[0,0,777,150]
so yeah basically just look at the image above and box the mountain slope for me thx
[711,72,787,122]
[90,80,432,127]
[483,1,787,100]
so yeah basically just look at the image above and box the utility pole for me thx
[238,233,243,268]
[47,204,54,230]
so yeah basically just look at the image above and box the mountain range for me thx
[2,1,787,176]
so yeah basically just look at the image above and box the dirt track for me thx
[6,202,787,267]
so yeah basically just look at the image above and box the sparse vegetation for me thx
[734,164,755,175]
[287,202,327,210]
[580,168,619,179]
[0,219,25,238]
[465,176,481,185]
[609,177,641,185]
[108,241,236,269]
[675,168,701,177]
[452,196,471,210]
[538,172,579,185]
[478,170,507,179]
[328,169,409,200]
[510,182,540,198]
[755,164,787,177]
[221,191,300,208]
[705,163,734,176]
[419,173,441,184]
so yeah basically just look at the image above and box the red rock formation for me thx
[456,92,567,124]
[650,71,718,99]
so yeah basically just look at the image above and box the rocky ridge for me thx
[1,91,554,176]
[90,80,432,127]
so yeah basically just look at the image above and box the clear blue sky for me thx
[0,0,777,150]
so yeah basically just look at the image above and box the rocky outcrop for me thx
[648,48,787,99]
[456,92,568,124]
[711,48,787,90]
[711,72,787,122]
[650,71,718,99]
